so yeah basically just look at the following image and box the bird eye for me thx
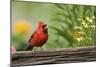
[43,24,47,27]
[42,24,47,28]
[42,24,48,30]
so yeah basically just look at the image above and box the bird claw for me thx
[31,47,44,53]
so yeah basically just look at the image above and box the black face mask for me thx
[42,24,48,33]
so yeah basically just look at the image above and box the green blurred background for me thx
[12,0,96,51]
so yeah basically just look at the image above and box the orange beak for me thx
[44,25,48,30]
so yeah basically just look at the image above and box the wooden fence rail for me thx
[11,46,96,67]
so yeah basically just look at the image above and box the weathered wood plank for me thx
[11,46,96,67]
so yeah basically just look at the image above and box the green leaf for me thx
[55,4,66,10]
[49,26,75,47]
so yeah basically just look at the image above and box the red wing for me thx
[28,31,36,43]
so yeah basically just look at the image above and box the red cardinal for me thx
[27,21,48,50]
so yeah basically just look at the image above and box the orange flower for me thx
[13,20,32,34]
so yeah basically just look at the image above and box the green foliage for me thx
[12,1,96,50]
[50,4,96,47]
[12,33,28,51]
[49,26,75,47]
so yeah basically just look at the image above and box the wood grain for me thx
[11,46,96,67]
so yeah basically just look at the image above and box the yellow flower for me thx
[73,31,85,38]
[76,37,84,42]
[81,21,88,29]
[14,20,32,34]
[91,25,96,31]
[78,18,84,22]
[83,23,88,29]
[81,21,85,25]
[74,26,82,30]
[78,18,83,21]
[86,16,93,24]
[89,38,92,40]
[91,16,95,19]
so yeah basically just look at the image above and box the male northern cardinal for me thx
[27,21,48,50]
